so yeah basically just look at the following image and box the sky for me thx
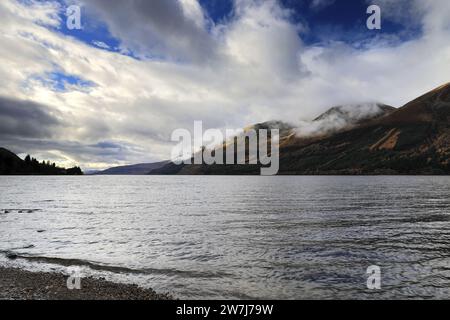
[0,0,449,170]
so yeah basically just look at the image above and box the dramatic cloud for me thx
[84,0,216,62]
[0,96,61,138]
[0,0,449,170]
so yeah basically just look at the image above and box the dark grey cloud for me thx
[0,96,61,139]
[84,0,216,63]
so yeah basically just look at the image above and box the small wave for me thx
[0,209,41,214]
[6,244,35,250]
[0,251,228,279]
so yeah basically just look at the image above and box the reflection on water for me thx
[0,176,450,299]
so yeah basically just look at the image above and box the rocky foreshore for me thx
[0,267,173,300]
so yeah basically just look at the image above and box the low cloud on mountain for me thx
[294,103,391,137]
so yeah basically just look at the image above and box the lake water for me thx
[0,176,450,299]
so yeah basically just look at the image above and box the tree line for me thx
[0,148,83,175]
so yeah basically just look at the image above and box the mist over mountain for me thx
[295,103,395,138]
[151,83,450,175]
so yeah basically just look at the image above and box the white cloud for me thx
[92,40,110,49]
[0,0,449,170]
[84,0,216,63]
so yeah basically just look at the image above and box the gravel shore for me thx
[0,267,173,300]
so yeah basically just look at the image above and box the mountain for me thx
[294,103,395,139]
[274,83,450,174]
[314,104,395,123]
[150,83,450,175]
[95,161,169,175]
[0,148,83,175]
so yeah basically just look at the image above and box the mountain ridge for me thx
[151,83,450,175]
[95,161,169,175]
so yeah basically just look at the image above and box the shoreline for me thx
[0,266,173,300]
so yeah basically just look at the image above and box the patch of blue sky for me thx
[58,2,121,51]
[196,0,422,47]
[279,0,422,46]
[24,0,141,59]
[199,0,234,25]
[28,71,97,92]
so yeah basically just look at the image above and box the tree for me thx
[66,166,83,175]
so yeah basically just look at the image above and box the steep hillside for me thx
[279,83,450,174]
[151,84,450,175]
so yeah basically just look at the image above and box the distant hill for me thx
[95,161,169,175]
[150,83,450,175]
[0,148,83,175]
